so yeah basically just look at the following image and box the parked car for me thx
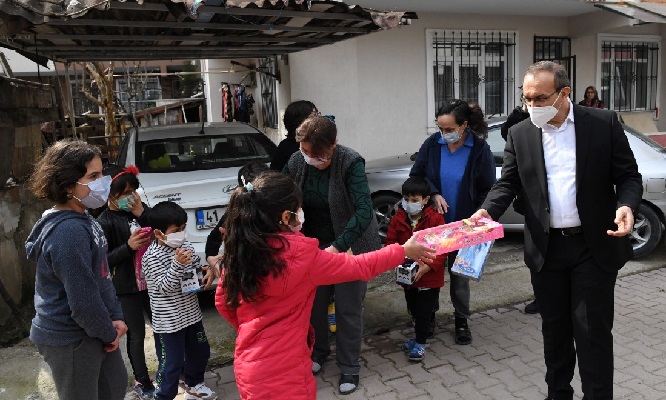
[115,122,277,261]
[366,120,666,258]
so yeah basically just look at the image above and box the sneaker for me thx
[312,361,322,375]
[408,343,426,361]
[402,338,416,352]
[328,302,337,333]
[338,374,359,395]
[184,382,217,400]
[134,380,156,399]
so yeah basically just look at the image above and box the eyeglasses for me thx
[521,89,560,105]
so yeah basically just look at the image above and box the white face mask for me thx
[74,175,112,209]
[401,199,424,216]
[527,91,562,128]
[162,231,186,248]
[300,149,326,167]
[288,209,305,232]
[441,130,462,144]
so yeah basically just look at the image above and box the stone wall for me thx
[0,76,59,327]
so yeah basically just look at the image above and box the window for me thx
[599,36,660,111]
[534,37,576,100]
[116,76,163,111]
[259,57,279,129]
[138,133,273,173]
[426,30,517,126]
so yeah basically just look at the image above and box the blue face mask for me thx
[115,194,134,212]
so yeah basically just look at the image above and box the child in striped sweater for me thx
[142,201,217,400]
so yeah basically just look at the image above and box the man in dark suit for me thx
[472,61,642,400]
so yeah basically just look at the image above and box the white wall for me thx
[290,13,570,161]
[290,10,666,161]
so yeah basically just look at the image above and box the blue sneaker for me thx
[402,338,416,352]
[408,343,426,361]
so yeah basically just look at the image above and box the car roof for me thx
[132,122,263,141]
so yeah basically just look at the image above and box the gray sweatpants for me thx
[36,336,128,400]
[310,280,367,375]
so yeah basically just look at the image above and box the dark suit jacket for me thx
[482,104,643,273]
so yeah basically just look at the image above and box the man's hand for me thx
[432,194,449,215]
[607,205,634,237]
[471,209,492,220]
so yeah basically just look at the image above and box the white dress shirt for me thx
[542,99,581,228]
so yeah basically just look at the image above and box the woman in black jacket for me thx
[97,165,156,399]
[270,100,317,172]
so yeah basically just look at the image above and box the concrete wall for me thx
[289,11,666,160]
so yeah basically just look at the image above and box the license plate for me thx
[195,207,226,229]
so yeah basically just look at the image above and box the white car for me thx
[366,121,666,258]
[115,122,277,261]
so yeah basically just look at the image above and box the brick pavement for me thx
[184,268,666,399]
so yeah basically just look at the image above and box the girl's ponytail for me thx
[221,171,301,308]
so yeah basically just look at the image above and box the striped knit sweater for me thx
[141,240,202,333]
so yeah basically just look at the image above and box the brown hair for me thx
[295,115,337,158]
[28,139,101,204]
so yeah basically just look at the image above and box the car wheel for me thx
[630,203,663,258]
[373,193,402,243]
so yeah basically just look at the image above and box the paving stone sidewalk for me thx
[193,268,666,400]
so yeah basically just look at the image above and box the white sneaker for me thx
[312,361,322,374]
[184,382,218,400]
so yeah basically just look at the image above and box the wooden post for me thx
[63,63,77,138]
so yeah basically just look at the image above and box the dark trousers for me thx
[311,280,367,375]
[404,286,440,344]
[531,233,617,400]
[447,251,471,319]
[119,290,160,381]
[155,320,210,400]
[36,337,128,400]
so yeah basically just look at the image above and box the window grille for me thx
[430,30,516,118]
[534,37,576,100]
[600,40,659,111]
[259,57,278,129]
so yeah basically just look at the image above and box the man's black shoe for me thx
[525,300,539,314]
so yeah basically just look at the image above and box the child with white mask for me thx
[141,201,217,400]
[385,176,448,362]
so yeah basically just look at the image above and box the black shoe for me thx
[454,317,472,345]
[339,374,359,395]
[525,300,539,314]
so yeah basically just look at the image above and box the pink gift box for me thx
[413,218,504,255]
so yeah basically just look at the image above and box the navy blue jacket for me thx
[410,132,496,221]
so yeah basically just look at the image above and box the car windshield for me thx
[138,134,272,172]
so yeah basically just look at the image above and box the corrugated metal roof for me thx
[0,0,415,66]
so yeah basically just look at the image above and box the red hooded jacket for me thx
[215,232,405,400]
[385,205,446,288]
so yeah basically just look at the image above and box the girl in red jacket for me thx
[385,176,447,362]
[215,171,434,400]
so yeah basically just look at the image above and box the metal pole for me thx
[63,62,77,138]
